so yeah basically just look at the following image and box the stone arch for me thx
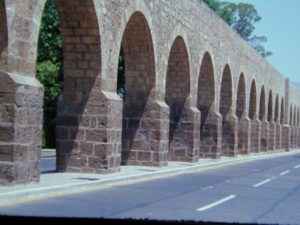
[54,0,106,173]
[290,104,293,125]
[259,86,266,121]
[220,64,237,156]
[236,73,246,120]
[274,94,281,149]
[293,106,297,147]
[236,73,250,154]
[198,52,215,132]
[297,107,300,126]
[249,80,261,152]
[296,107,300,147]
[274,95,279,122]
[259,85,269,150]
[0,0,7,67]
[267,91,273,122]
[220,65,233,120]
[166,36,192,161]
[267,90,276,150]
[197,51,221,158]
[249,80,257,120]
[121,11,158,165]
[280,97,284,124]
[294,106,297,126]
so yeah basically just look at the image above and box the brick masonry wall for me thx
[1,0,300,185]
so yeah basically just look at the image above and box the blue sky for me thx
[226,0,300,84]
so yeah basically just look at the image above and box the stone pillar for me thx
[294,126,298,148]
[260,117,269,152]
[251,114,261,153]
[222,107,238,156]
[121,100,169,166]
[237,113,251,155]
[275,123,282,149]
[0,72,43,185]
[268,120,276,150]
[199,105,222,159]
[168,106,200,162]
[57,91,123,173]
[282,124,291,151]
[290,126,295,149]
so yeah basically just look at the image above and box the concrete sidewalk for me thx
[0,149,300,206]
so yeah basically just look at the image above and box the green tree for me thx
[203,0,272,57]
[37,0,63,148]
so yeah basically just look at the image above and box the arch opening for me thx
[274,95,281,149]
[198,52,215,132]
[259,86,265,121]
[267,91,273,122]
[280,98,284,124]
[219,65,235,155]
[0,0,7,64]
[249,81,257,120]
[120,12,156,165]
[165,36,190,160]
[274,95,279,123]
[236,73,246,120]
[52,0,103,172]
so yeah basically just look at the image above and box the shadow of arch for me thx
[267,90,276,150]
[274,94,281,149]
[259,86,266,121]
[249,80,257,120]
[267,90,273,122]
[280,97,284,124]
[0,0,7,65]
[259,85,268,150]
[197,52,221,158]
[220,64,236,155]
[121,12,156,165]
[198,52,215,133]
[275,95,279,122]
[53,0,103,172]
[236,73,246,120]
[165,36,190,160]
[236,73,250,154]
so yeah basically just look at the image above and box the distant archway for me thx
[274,95,279,123]
[280,98,284,124]
[267,91,273,122]
[236,73,246,120]
[249,81,257,120]
[267,90,275,150]
[259,86,266,121]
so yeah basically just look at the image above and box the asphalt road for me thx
[1,153,300,224]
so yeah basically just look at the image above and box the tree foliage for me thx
[203,0,272,57]
[37,0,63,148]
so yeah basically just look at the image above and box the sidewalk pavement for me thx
[0,149,299,206]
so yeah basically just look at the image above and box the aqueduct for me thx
[1,0,300,185]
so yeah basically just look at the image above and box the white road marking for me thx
[294,165,300,169]
[280,170,290,176]
[253,179,272,187]
[196,195,236,212]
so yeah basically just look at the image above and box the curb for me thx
[0,149,299,206]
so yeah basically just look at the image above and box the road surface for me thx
[1,153,300,224]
